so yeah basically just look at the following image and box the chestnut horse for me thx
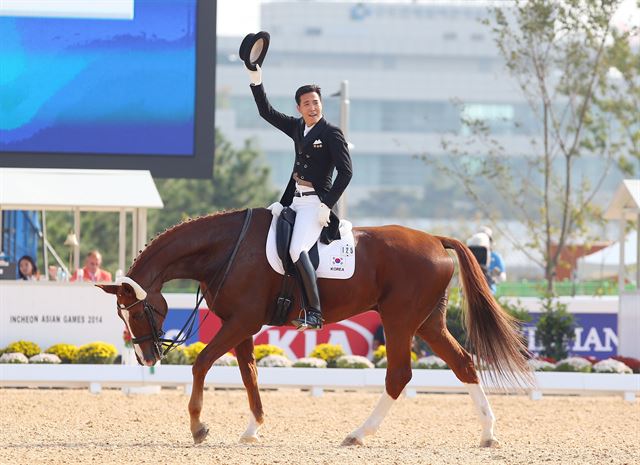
[98,208,531,447]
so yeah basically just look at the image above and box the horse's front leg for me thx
[234,336,264,443]
[189,321,250,444]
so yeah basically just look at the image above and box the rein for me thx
[127,209,254,358]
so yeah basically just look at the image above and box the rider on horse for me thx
[246,64,353,330]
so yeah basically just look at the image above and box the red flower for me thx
[123,328,133,347]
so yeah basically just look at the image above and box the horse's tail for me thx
[437,236,533,389]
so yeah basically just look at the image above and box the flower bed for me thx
[257,355,293,368]
[292,357,327,368]
[2,339,638,378]
[528,356,636,374]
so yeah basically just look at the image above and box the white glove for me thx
[268,202,283,217]
[246,63,262,86]
[318,203,331,227]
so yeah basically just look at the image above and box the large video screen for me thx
[0,0,215,178]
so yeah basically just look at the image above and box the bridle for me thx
[118,298,168,360]
[118,208,253,360]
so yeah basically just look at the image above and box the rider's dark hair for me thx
[295,84,322,105]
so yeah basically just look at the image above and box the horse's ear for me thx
[96,284,120,295]
[120,282,136,297]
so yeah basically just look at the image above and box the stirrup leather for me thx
[292,309,324,331]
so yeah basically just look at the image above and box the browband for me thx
[116,276,148,300]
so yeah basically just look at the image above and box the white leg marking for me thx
[344,391,395,445]
[466,383,498,447]
[239,412,261,443]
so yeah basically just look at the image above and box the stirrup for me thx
[292,309,323,331]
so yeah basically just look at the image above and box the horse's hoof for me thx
[480,438,500,448]
[341,436,364,447]
[193,424,209,445]
[239,435,259,444]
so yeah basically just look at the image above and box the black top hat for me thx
[239,31,270,71]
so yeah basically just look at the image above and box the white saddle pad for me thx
[266,214,356,279]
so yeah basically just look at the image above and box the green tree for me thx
[45,130,278,275]
[423,0,633,293]
[149,130,278,234]
[535,295,576,361]
[598,12,640,175]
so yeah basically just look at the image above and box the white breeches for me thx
[289,187,323,263]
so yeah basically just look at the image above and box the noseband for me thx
[119,298,169,359]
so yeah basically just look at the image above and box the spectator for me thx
[17,255,40,280]
[71,250,112,283]
[467,227,506,294]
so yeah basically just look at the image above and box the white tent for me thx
[603,179,640,359]
[0,167,163,273]
[577,231,638,280]
[603,179,640,290]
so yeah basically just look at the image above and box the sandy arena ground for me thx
[0,388,638,465]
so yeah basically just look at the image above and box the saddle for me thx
[266,207,356,326]
[276,207,319,273]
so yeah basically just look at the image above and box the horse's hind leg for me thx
[416,295,498,448]
[342,318,414,446]
[235,336,264,443]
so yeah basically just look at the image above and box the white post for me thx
[41,210,49,276]
[636,214,639,288]
[619,218,625,295]
[137,208,147,255]
[183,384,193,396]
[530,390,543,401]
[118,209,126,273]
[404,388,417,398]
[131,209,138,262]
[0,208,3,256]
[73,208,81,271]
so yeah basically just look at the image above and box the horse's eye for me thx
[132,311,144,321]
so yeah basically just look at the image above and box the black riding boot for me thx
[291,251,323,330]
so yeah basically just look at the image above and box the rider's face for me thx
[297,92,323,127]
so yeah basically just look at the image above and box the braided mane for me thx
[127,209,243,274]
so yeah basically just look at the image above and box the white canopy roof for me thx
[581,231,638,266]
[0,168,163,211]
[604,179,640,220]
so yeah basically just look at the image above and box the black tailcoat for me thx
[251,84,353,241]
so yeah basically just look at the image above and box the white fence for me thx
[1,365,637,401]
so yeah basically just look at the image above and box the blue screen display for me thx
[0,0,197,157]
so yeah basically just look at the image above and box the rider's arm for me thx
[250,84,298,138]
[322,126,353,209]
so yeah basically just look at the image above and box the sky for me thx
[217,0,259,36]
[216,0,640,37]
